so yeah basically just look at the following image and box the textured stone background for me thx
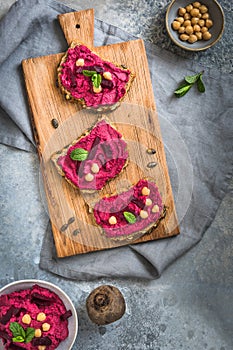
[0,1,232,349]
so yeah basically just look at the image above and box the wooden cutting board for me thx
[22,9,180,258]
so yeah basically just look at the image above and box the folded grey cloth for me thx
[0,0,232,280]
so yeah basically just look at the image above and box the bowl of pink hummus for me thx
[0,280,78,350]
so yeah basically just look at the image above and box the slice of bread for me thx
[92,179,166,241]
[57,42,135,112]
[51,118,129,193]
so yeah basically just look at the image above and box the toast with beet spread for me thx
[51,118,129,193]
[92,179,166,241]
[57,42,135,111]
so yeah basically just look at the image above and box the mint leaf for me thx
[123,211,136,224]
[25,327,35,343]
[82,70,96,77]
[82,70,102,88]
[174,83,193,97]
[175,71,205,97]
[70,148,88,161]
[197,74,205,93]
[10,322,25,339]
[185,72,201,84]
[12,336,25,343]
[91,73,97,84]
[10,322,35,344]
[92,73,102,88]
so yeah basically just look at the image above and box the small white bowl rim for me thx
[0,279,78,350]
[166,0,225,51]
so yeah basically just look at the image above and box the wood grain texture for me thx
[58,8,94,46]
[22,10,180,257]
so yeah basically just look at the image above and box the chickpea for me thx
[141,187,150,196]
[184,13,191,20]
[197,12,202,18]
[201,26,208,33]
[35,329,42,338]
[178,26,186,34]
[185,25,194,35]
[109,216,117,225]
[183,20,191,27]
[180,34,189,41]
[42,323,51,332]
[85,173,94,182]
[103,71,112,80]
[172,20,181,30]
[22,314,31,325]
[37,313,46,322]
[195,31,202,40]
[205,19,213,28]
[190,8,200,17]
[188,34,198,43]
[93,86,102,94]
[75,58,84,67]
[198,19,205,27]
[203,31,212,40]
[140,210,149,219]
[91,163,100,174]
[202,13,209,20]
[191,17,199,25]
[193,24,201,32]
[178,7,186,16]
[199,5,208,13]
[176,17,185,24]
[145,198,153,206]
[193,1,201,8]
[186,4,193,12]
[152,205,159,213]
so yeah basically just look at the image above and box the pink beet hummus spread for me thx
[93,179,164,238]
[58,120,128,191]
[0,284,72,350]
[59,44,131,107]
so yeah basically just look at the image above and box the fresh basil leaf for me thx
[123,211,136,224]
[25,327,35,343]
[197,74,205,93]
[12,336,25,343]
[184,72,201,84]
[70,148,88,161]
[82,70,96,76]
[174,83,193,97]
[10,322,25,338]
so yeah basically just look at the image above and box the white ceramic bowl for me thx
[0,279,78,350]
[166,0,224,51]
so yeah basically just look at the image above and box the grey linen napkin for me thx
[0,0,232,280]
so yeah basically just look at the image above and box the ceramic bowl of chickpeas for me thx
[166,0,224,51]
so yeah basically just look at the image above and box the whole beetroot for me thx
[86,285,126,325]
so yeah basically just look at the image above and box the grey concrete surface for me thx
[0,1,232,349]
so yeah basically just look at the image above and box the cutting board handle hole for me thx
[75,24,80,29]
